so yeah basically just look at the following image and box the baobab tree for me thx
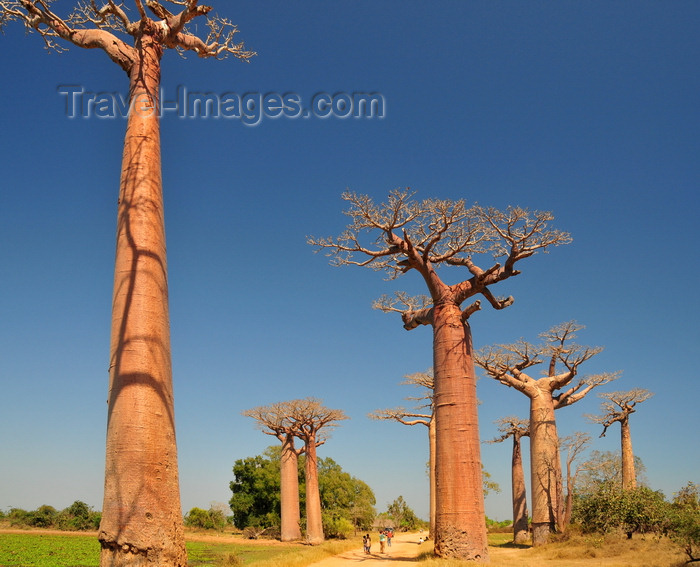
[0,2,253,565]
[242,402,304,542]
[475,321,619,545]
[309,190,570,560]
[588,388,653,490]
[488,416,530,544]
[287,398,348,544]
[560,431,591,530]
[369,370,436,537]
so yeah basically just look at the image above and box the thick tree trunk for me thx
[304,440,324,544]
[620,417,636,490]
[432,306,488,561]
[280,436,302,541]
[511,435,529,545]
[99,32,187,567]
[529,394,560,546]
[428,418,436,540]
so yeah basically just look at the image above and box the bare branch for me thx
[587,388,653,437]
[369,407,431,427]
[309,190,570,310]
[487,416,529,444]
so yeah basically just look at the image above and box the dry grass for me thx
[412,533,687,567]
[243,537,362,567]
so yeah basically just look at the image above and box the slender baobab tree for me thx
[369,370,436,537]
[588,388,653,490]
[242,402,304,542]
[309,190,570,560]
[0,3,253,565]
[475,321,619,545]
[287,398,348,545]
[560,431,591,531]
[488,416,530,544]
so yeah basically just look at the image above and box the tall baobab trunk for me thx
[529,396,560,547]
[511,434,529,545]
[304,436,324,544]
[620,416,636,490]
[432,308,488,561]
[280,435,302,541]
[99,29,186,567]
[428,417,436,540]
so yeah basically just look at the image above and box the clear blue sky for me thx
[1,1,698,523]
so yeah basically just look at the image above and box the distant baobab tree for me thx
[476,321,619,546]
[0,2,254,565]
[243,402,304,542]
[287,398,348,544]
[488,417,530,545]
[309,190,570,561]
[369,370,436,537]
[560,431,591,531]
[588,388,653,490]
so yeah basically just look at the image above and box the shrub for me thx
[323,516,354,539]
[668,482,700,562]
[573,483,670,537]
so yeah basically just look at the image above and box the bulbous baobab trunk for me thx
[304,438,324,544]
[511,434,529,545]
[620,417,636,490]
[99,31,186,567]
[529,397,561,547]
[432,306,488,561]
[280,436,302,541]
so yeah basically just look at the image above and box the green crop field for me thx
[0,532,356,567]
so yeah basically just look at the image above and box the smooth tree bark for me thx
[476,321,619,546]
[560,431,591,531]
[369,370,436,537]
[0,3,253,565]
[309,190,570,560]
[589,389,653,490]
[488,417,530,544]
[242,402,304,541]
[288,398,348,545]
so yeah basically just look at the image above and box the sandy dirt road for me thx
[307,532,427,566]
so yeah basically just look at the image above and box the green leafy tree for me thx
[59,501,101,531]
[318,457,376,535]
[184,506,227,531]
[230,448,376,538]
[386,496,419,531]
[229,448,282,529]
[573,483,669,538]
[28,505,58,528]
[669,482,700,562]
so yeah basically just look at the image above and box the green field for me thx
[0,532,359,567]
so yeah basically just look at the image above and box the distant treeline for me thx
[1,501,101,531]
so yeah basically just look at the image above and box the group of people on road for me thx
[362,528,394,554]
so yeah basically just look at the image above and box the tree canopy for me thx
[229,447,376,536]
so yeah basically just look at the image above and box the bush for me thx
[573,483,669,537]
[668,482,700,562]
[323,516,354,539]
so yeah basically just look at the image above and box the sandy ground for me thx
[306,532,428,566]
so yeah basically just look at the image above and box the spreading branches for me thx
[476,321,619,402]
[287,397,348,447]
[309,189,570,328]
[373,292,433,330]
[488,416,530,444]
[0,1,255,72]
[242,401,298,443]
[369,406,431,427]
[369,369,434,427]
[588,388,654,437]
